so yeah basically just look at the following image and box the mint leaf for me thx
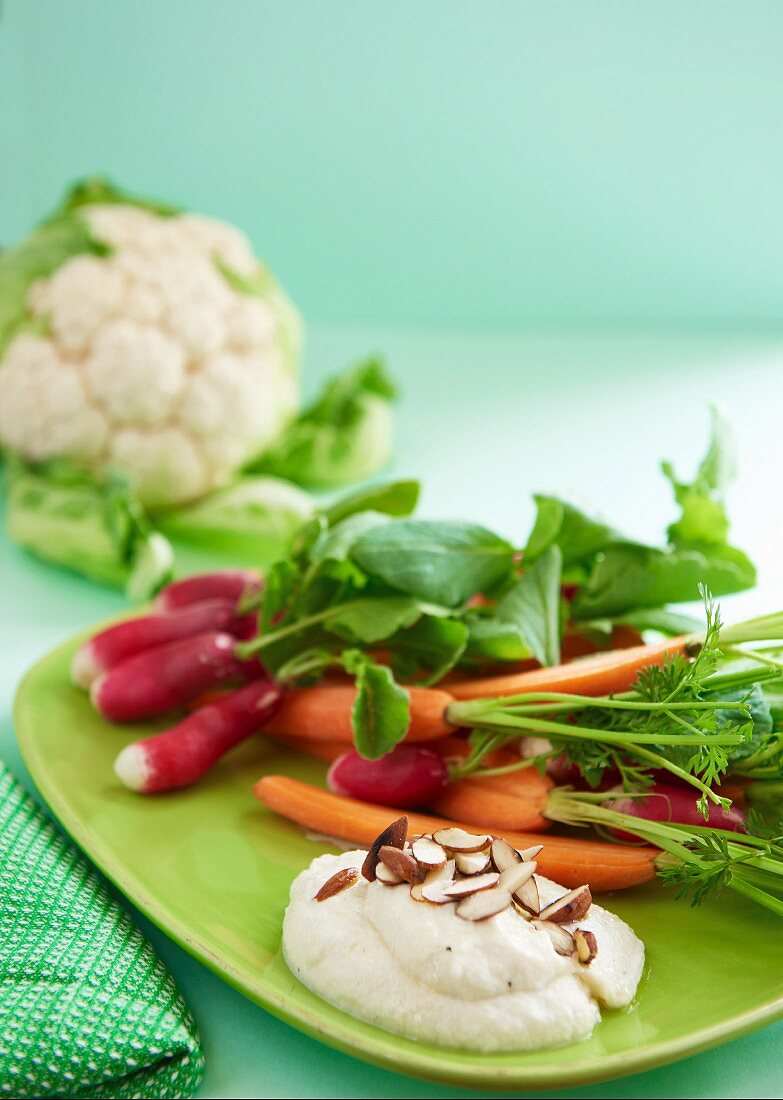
[352,520,515,607]
[496,546,562,665]
[343,650,411,759]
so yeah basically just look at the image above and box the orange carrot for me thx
[447,636,688,701]
[263,683,454,743]
[428,769,553,833]
[253,774,658,891]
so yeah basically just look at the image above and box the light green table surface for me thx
[3,326,783,1098]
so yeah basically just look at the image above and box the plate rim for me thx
[13,633,783,1091]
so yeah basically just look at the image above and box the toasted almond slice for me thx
[362,816,408,881]
[411,836,447,869]
[432,827,491,853]
[410,859,456,902]
[533,919,577,956]
[455,851,491,876]
[574,928,598,965]
[456,886,512,922]
[513,875,540,916]
[498,861,536,895]
[314,866,359,901]
[490,836,522,872]
[376,861,404,885]
[539,884,592,924]
[379,845,426,884]
[420,880,456,904]
[442,872,500,898]
[519,844,544,861]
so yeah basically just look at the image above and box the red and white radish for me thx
[72,599,257,689]
[606,781,747,840]
[154,569,262,613]
[327,745,450,809]
[114,678,283,793]
[91,631,246,723]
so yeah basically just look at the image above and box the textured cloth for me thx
[0,764,204,1099]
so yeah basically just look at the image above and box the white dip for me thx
[282,849,644,1052]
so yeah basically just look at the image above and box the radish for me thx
[90,631,245,723]
[606,781,747,841]
[72,599,257,688]
[154,569,262,613]
[327,745,449,809]
[114,678,283,793]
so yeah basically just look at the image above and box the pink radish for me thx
[114,678,283,793]
[606,781,747,841]
[91,631,245,723]
[327,745,449,809]
[72,599,257,689]
[154,569,262,613]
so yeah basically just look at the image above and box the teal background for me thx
[3,1,783,326]
[4,2,783,1098]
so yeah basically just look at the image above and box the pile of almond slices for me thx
[313,816,598,965]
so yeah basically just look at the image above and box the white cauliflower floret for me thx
[84,319,187,424]
[0,335,108,461]
[0,201,300,508]
[109,426,210,510]
[42,254,126,354]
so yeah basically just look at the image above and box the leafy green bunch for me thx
[239,407,759,763]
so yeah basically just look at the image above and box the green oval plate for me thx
[14,631,783,1091]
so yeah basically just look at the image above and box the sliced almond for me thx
[314,866,359,901]
[574,928,598,965]
[410,859,456,902]
[455,850,491,876]
[519,844,544,862]
[411,836,447,869]
[432,826,491,853]
[456,886,512,922]
[442,872,500,899]
[513,875,540,916]
[362,816,408,882]
[420,880,456,904]
[533,919,577,956]
[379,845,426,884]
[375,861,404,885]
[490,836,522,872]
[498,861,536,895]
[539,884,592,924]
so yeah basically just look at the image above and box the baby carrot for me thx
[428,769,553,833]
[262,683,454,743]
[447,636,688,701]
[253,774,658,891]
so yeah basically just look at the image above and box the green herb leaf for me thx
[310,511,391,565]
[525,495,623,566]
[462,618,532,664]
[663,405,736,547]
[352,520,516,607]
[571,542,756,619]
[496,546,562,665]
[343,650,411,759]
[388,615,469,685]
[260,560,299,632]
[326,597,423,644]
[323,480,420,526]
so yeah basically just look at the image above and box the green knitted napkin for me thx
[0,763,204,1099]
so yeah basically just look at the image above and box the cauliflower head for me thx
[0,183,301,509]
